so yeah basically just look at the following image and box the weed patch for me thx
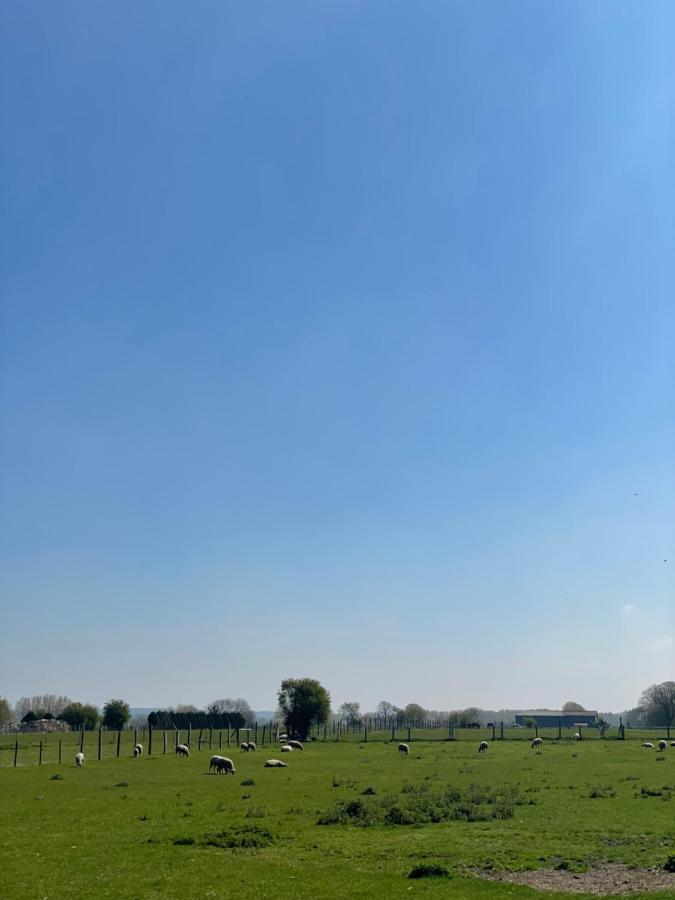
[318,782,521,827]
[408,864,449,879]
[201,825,276,849]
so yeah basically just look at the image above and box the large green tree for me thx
[639,681,675,727]
[277,678,330,739]
[102,699,131,730]
[60,702,100,730]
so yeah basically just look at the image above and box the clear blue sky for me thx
[1,1,673,714]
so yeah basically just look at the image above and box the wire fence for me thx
[1,719,672,769]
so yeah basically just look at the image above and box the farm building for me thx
[515,710,598,728]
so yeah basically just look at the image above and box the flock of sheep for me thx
[72,735,673,768]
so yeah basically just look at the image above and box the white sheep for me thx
[280,744,293,752]
[265,759,288,767]
[175,743,190,757]
[239,742,250,752]
[133,743,143,757]
[478,741,488,753]
[574,733,581,741]
[247,741,257,751]
[75,752,85,767]
[531,737,543,748]
[278,733,288,742]
[642,742,655,749]
[658,740,667,751]
[398,743,409,755]
[287,740,303,751]
[209,755,235,774]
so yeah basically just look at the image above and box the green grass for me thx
[1,736,674,899]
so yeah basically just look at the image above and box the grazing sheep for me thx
[398,743,409,756]
[239,742,250,752]
[671,742,675,748]
[574,733,581,741]
[133,743,143,757]
[247,741,257,751]
[75,752,85,768]
[209,755,235,775]
[278,734,288,742]
[280,744,293,752]
[658,740,667,751]
[265,759,288,767]
[287,740,303,751]
[531,738,543,748]
[642,742,655,749]
[478,741,488,753]
[175,743,190,757]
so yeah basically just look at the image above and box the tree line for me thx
[2,681,674,734]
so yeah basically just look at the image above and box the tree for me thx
[403,703,427,722]
[21,710,38,723]
[0,697,15,726]
[61,703,100,730]
[338,702,361,726]
[15,695,73,719]
[639,681,675,728]
[277,678,331,739]
[175,704,199,714]
[562,701,586,712]
[207,698,255,726]
[102,699,131,730]
[375,701,397,721]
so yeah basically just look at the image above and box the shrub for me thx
[201,825,275,849]
[408,864,449,879]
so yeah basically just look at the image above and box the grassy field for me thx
[1,733,674,899]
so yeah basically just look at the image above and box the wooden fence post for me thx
[39,740,43,766]
[407,726,411,742]
[134,729,138,750]
[59,739,62,764]
[80,731,85,753]
[227,722,230,748]
[492,723,496,741]
[148,723,153,755]
[209,728,213,749]
[98,727,102,761]
[163,731,167,754]
[255,722,258,745]
[13,740,18,767]
[116,731,121,758]
[558,720,562,740]
[188,723,192,747]
[500,721,504,740]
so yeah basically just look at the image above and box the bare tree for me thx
[208,698,254,726]
[338,701,361,726]
[639,681,675,728]
[562,701,586,712]
[175,704,199,713]
[376,701,397,721]
[15,695,73,719]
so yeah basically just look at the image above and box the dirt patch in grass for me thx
[475,863,675,894]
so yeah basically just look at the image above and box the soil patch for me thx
[475,863,675,895]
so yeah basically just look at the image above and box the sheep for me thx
[642,742,655,749]
[209,755,235,775]
[278,734,288,742]
[264,759,288,767]
[398,743,409,755]
[658,740,667,751]
[280,744,293,752]
[671,742,675,748]
[239,742,250,752]
[247,741,257,751]
[133,743,143,757]
[531,738,543,748]
[574,733,581,741]
[175,743,190,757]
[478,741,488,753]
[287,740,303,751]
[75,752,85,768]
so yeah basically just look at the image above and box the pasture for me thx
[1,733,674,899]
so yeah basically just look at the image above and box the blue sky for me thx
[1,1,673,713]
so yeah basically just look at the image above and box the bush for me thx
[408,864,449,879]
[201,825,275,849]
[318,782,520,827]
